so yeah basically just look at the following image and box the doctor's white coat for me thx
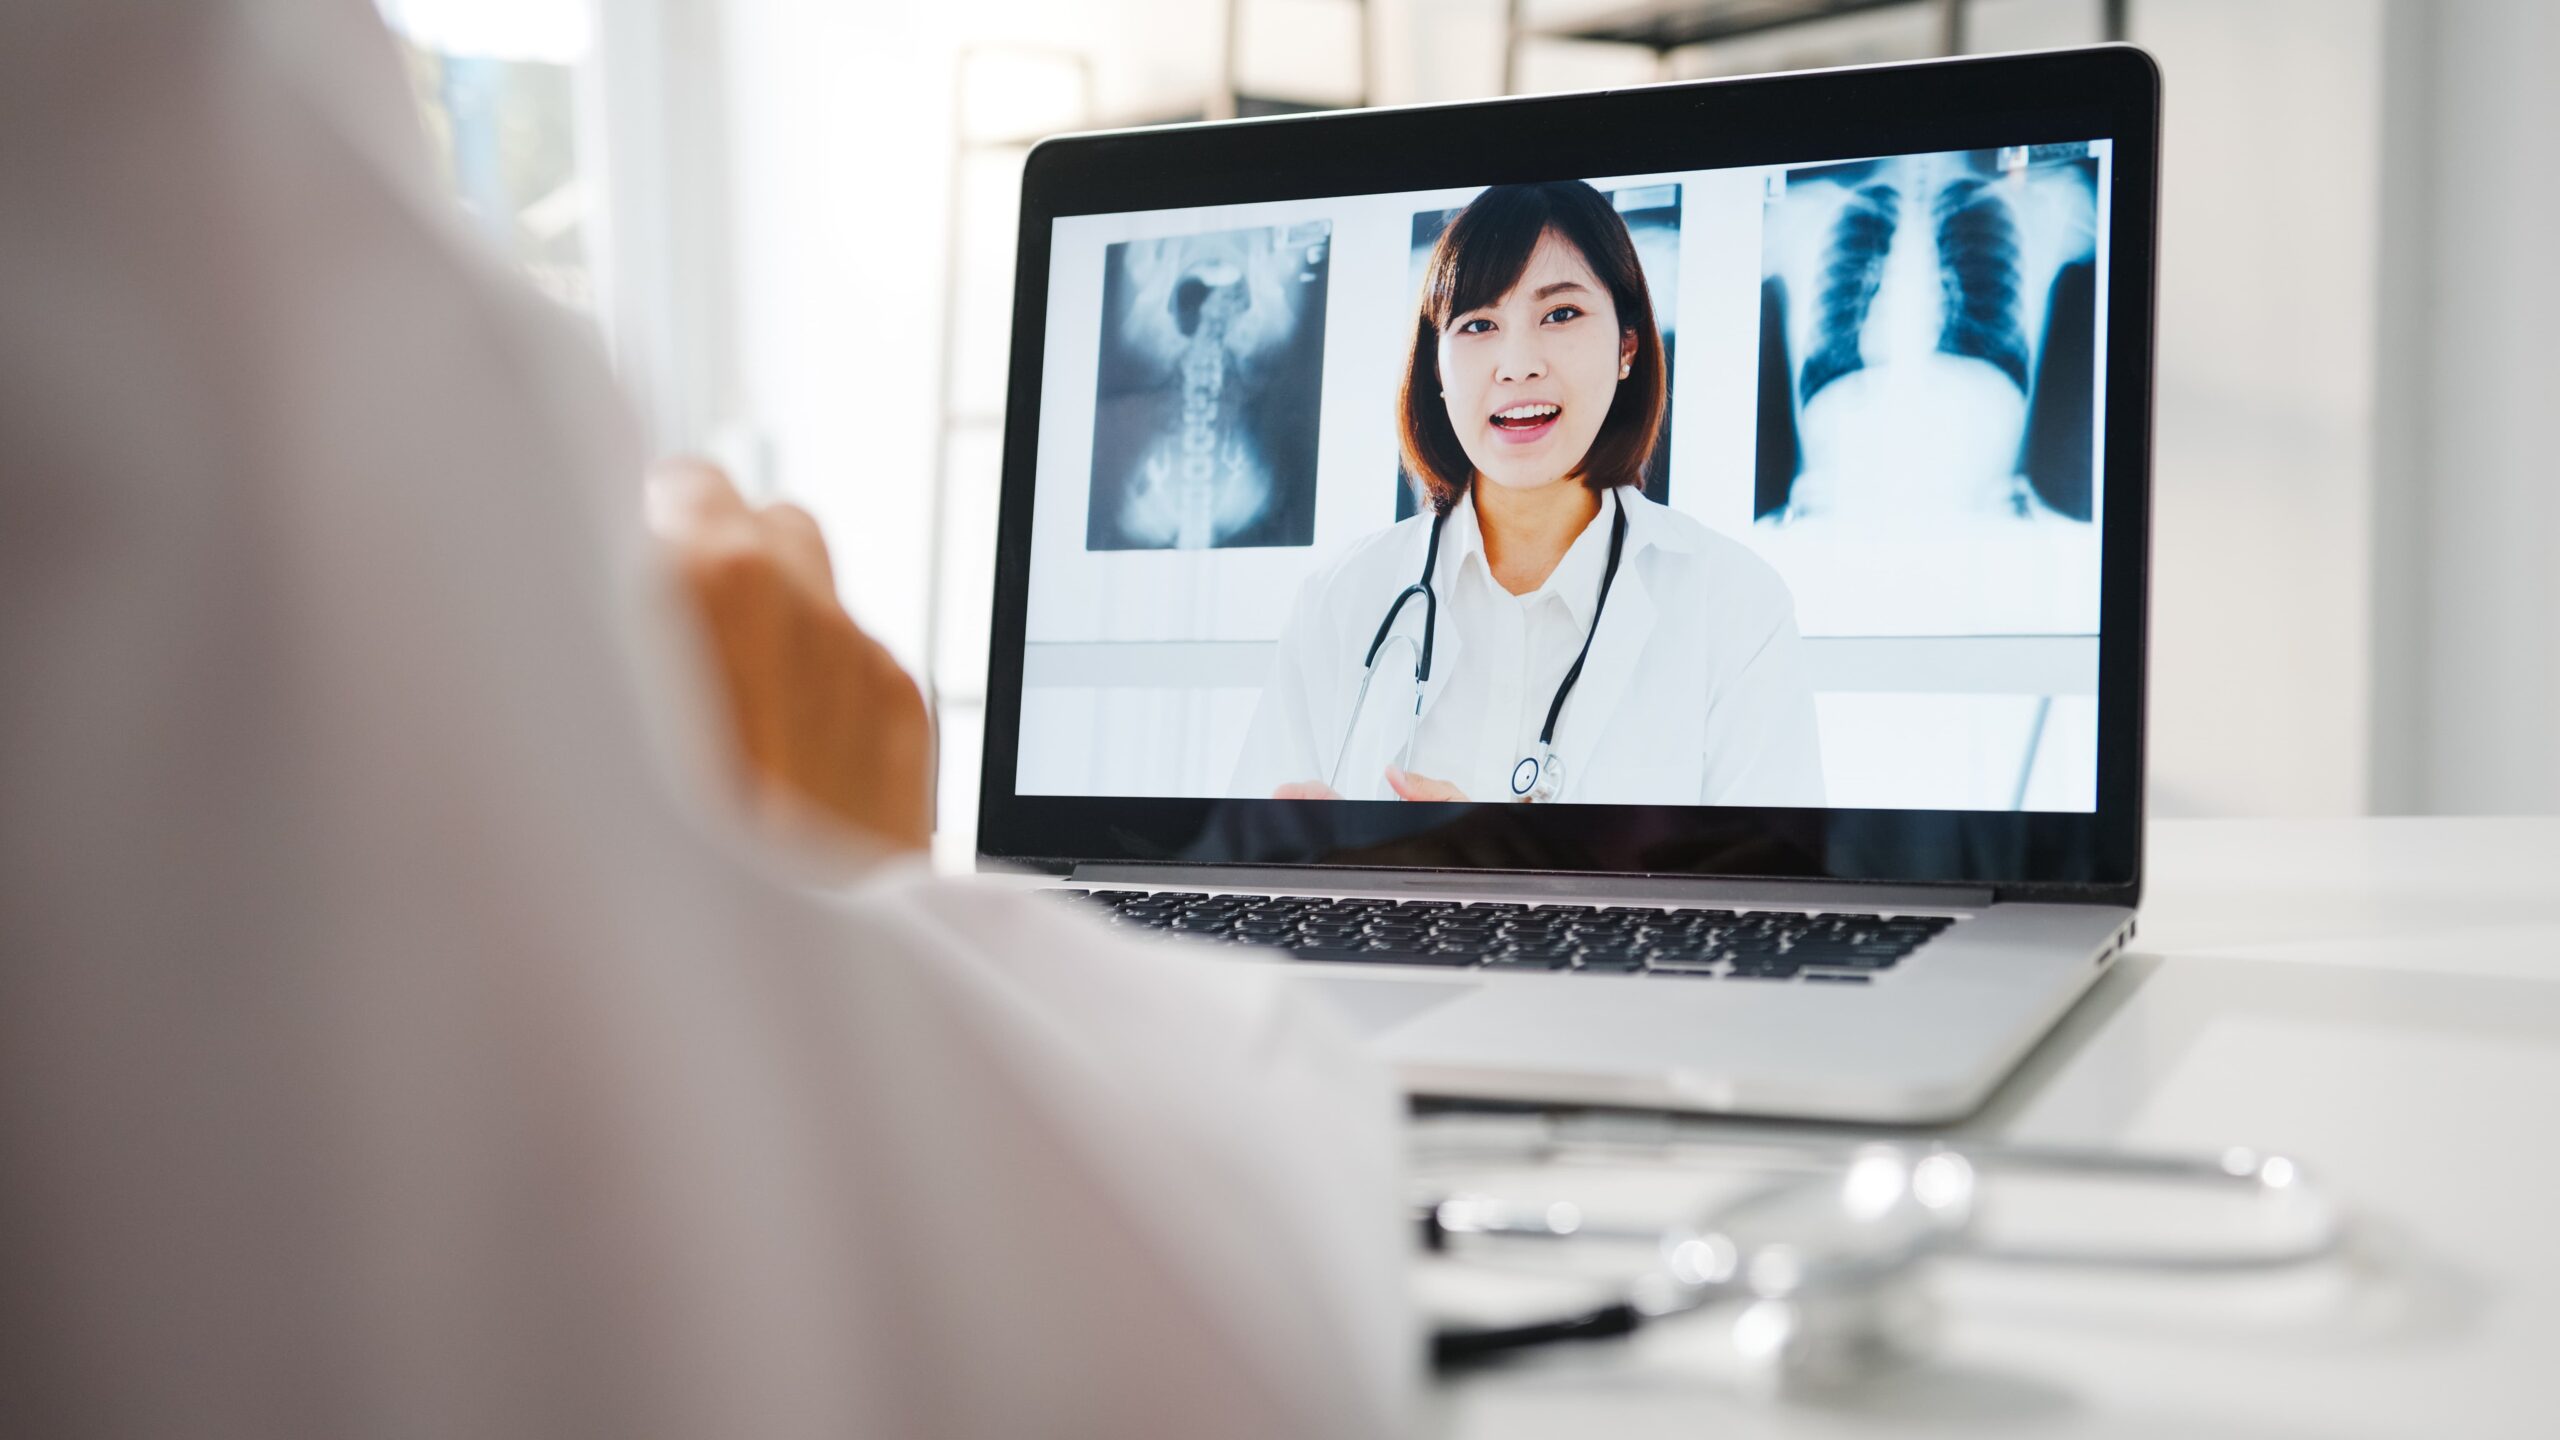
[1234,488,1826,808]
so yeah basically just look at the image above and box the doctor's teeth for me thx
[1494,404,1560,423]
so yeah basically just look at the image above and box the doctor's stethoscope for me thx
[1410,1116,2348,1383]
[1330,487,1630,802]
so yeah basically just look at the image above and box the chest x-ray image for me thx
[1086,221,1332,551]
[1754,147,2099,531]
[1395,184,1681,521]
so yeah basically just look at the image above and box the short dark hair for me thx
[1396,181,1668,514]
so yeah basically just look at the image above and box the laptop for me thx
[975,46,2158,1123]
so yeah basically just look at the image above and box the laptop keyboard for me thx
[1048,890,1954,983]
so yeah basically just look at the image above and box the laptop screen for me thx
[1012,141,2114,815]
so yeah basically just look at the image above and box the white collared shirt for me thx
[1418,489,1625,802]
[1234,487,1826,807]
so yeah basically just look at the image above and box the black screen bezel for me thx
[976,46,2159,905]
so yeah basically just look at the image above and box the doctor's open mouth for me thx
[1488,402,1561,444]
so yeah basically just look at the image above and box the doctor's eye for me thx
[1455,317,1496,335]
[1542,305,1585,325]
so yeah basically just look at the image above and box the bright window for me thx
[378,0,601,317]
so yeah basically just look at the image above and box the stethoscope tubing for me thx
[1336,488,1629,802]
[1536,490,1629,752]
[1415,1134,2344,1369]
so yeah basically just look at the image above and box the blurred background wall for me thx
[376,0,2558,853]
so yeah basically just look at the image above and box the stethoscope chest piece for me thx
[1510,752,1564,803]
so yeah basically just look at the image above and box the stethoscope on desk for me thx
[1330,489,1630,802]
[1409,1117,2347,1385]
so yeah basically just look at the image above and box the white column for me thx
[2133,0,2388,816]
[2370,0,2560,813]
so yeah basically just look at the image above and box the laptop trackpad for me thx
[1299,975,1479,1039]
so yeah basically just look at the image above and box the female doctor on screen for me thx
[1232,181,1825,806]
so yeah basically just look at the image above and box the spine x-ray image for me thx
[1086,221,1331,550]
[1754,147,2098,528]
[1395,185,1681,521]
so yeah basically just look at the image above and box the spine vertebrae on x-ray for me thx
[1119,239,1296,549]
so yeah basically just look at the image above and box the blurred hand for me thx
[1272,780,1342,800]
[649,459,931,856]
[1383,766,1468,803]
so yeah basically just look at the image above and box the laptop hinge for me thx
[1066,863,1997,911]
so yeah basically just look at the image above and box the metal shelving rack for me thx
[1503,0,2129,89]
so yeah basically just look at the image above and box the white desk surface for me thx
[1429,817,2560,1438]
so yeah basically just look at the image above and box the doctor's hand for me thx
[649,459,932,858]
[1271,781,1343,800]
[1384,766,1470,803]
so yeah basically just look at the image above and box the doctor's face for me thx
[1436,229,1638,495]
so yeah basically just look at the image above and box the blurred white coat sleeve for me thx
[0,2,1412,1436]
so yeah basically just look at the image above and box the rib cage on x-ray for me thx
[1932,177,2035,394]
[1756,148,2099,525]
[1800,182,1899,405]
